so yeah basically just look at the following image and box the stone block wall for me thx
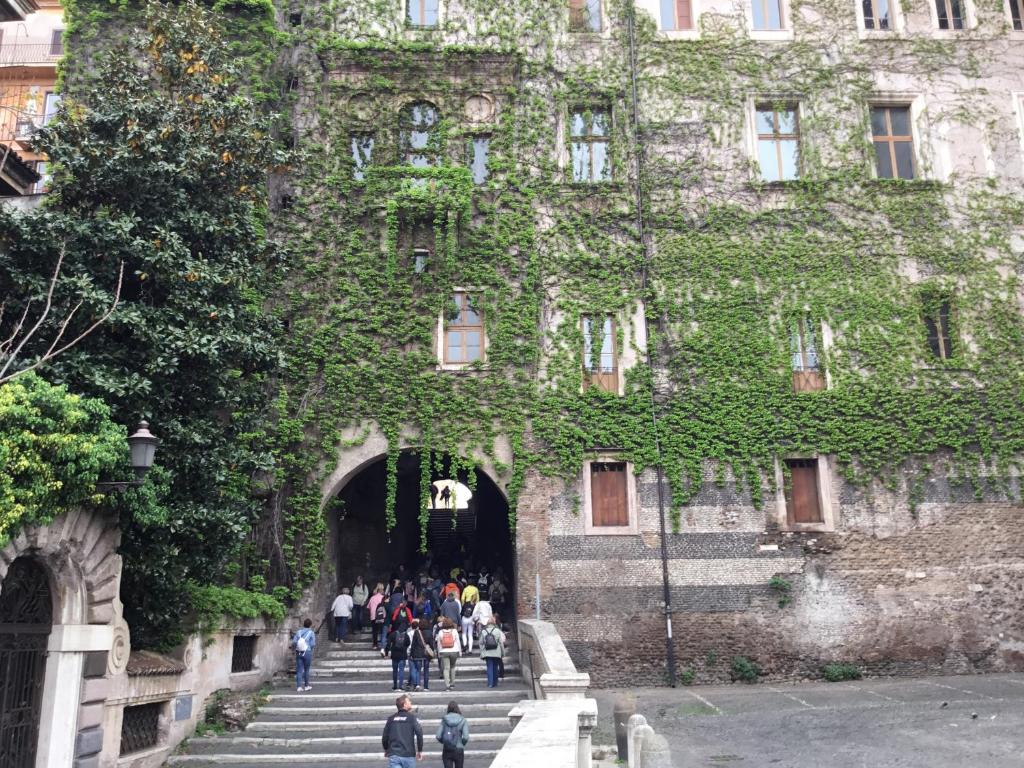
[515,461,1024,686]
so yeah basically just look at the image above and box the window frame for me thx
[927,0,975,31]
[49,30,63,57]
[466,134,491,185]
[582,455,639,535]
[350,132,374,182]
[1006,0,1024,32]
[438,290,486,369]
[569,107,612,184]
[406,0,440,28]
[582,314,619,394]
[400,101,442,169]
[568,0,604,32]
[746,0,793,39]
[773,455,836,532]
[754,103,801,182]
[855,0,903,34]
[920,291,956,362]
[658,0,697,32]
[413,248,429,274]
[869,103,918,181]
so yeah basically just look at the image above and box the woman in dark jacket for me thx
[408,619,433,690]
[382,624,410,692]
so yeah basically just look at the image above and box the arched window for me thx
[400,102,440,168]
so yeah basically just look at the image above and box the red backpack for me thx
[440,629,456,649]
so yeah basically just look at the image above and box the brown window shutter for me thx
[591,462,629,527]
[676,0,693,28]
[785,459,822,523]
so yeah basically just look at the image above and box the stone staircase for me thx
[168,627,526,767]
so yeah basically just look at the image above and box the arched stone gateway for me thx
[0,557,52,768]
[321,446,517,622]
[0,507,125,768]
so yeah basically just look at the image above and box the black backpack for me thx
[461,602,474,619]
[393,631,409,651]
[440,720,461,750]
[375,603,386,622]
[483,627,499,650]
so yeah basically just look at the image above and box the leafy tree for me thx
[0,373,124,543]
[0,0,285,647]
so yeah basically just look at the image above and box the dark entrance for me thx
[332,450,514,614]
[0,557,52,768]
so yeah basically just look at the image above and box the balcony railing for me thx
[0,43,62,67]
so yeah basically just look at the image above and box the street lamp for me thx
[97,421,160,492]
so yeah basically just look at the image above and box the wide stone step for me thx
[167,750,498,766]
[244,716,512,735]
[268,687,527,706]
[259,701,519,721]
[321,646,513,658]
[290,670,504,685]
[184,731,510,755]
[315,658,513,671]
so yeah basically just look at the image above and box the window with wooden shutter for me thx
[784,459,822,524]
[660,0,694,29]
[569,0,602,31]
[590,462,629,527]
[583,315,617,393]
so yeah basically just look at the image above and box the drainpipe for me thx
[626,1,677,687]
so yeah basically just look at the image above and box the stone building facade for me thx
[283,0,1024,686]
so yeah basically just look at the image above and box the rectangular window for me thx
[922,294,954,360]
[870,105,915,180]
[49,30,63,56]
[42,93,61,126]
[661,0,694,29]
[407,0,439,27]
[752,0,784,29]
[862,0,892,28]
[1010,0,1023,29]
[467,136,490,185]
[756,105,799,181]
[583,315,617,392]
[120,703,162,755]
[445,292,484,364]
[570,109,611,183]
[413,248,429,274]
[231,635,257,673]
[935,0,964,28]
[569,0,602,31]
[34,161,49,194]
[791,318,825,392]
[350,133,373,181]
[590,462,629,527]
[784,459,822,524]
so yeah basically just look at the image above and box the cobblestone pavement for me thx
[591,673,1024,768]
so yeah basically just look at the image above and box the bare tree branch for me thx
[0,247,124,384]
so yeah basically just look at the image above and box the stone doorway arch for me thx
[0,557,52,768]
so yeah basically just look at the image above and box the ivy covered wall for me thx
[51,0,1024,652]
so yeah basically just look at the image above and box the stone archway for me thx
[0,506,125,768]
[0,557,52,768]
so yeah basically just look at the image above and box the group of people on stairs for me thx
[291,565,511,767]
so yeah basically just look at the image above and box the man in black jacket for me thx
[382,694,423,766]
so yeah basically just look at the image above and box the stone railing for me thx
[489,619,598,768]
[625,714,672,768]
[517,618,591,700]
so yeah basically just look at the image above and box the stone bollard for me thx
[614,695,637,763]
[626,714,648,768]
[631,724,655,768]
[638,732,672,768]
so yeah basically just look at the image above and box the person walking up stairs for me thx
[168,623,526,767]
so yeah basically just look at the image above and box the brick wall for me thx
[515,461,1024,686]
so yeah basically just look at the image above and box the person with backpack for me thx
[390,598,414,635]
[479,617,505,688]
[459,597,476,654]
[436,700,470,768]
[408,619,434,691]
[440,590,461,626]
[291,618,317,692]
[436,617,462,690]
[382,693,423,767]
[383,622,411,691]
[368,583,386,649]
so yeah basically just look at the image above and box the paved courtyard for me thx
[592,673,1024,768]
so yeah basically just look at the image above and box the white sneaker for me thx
[296,687,302,692]
[303,686,313,691]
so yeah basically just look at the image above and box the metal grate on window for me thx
[120,702,162,755]
[231,635,258,673]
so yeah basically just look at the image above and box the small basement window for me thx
[231,635,258,673]
[120,702,162,755]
